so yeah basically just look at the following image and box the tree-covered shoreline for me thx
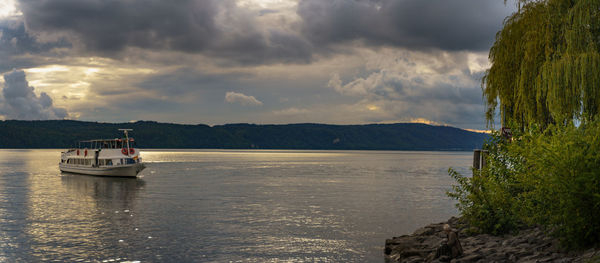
[0,120,488,150]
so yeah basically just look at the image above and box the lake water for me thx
[0,149,471,262]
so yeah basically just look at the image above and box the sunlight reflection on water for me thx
[0,149,471,262]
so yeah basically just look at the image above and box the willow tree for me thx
[483,0,600,130]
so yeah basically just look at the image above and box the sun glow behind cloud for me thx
[0,0,515,129]
[0,0,19,18]
[20,60,157,119]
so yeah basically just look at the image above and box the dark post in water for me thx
[473,149,488,172]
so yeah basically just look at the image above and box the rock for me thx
[414,227,436,236]
[400,249,426,258]
[404,256,423,263]
[385,246,393,255]
[454,253,482,262]
[385,217,600,263]
[479,247,497,255]
[438,255,451,262]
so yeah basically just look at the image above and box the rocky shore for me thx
[384,217,600,263]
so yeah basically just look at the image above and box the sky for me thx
[0,0,515,130]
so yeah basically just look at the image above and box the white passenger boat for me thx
[59,129,145,177]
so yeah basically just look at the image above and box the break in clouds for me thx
[0,0,514,129]
[0,70,68,120]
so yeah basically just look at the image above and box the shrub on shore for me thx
[448,119,600,248]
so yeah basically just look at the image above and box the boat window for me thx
[107,159,113,166]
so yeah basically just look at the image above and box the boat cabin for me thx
[61,138,141,168]
[78,138,137,149]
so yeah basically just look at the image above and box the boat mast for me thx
[118,129,133,156]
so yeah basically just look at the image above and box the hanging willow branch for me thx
[483,0,600,130]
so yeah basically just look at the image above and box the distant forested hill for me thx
[0,120,489,150]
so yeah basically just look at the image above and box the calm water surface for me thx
[0,149,471,262]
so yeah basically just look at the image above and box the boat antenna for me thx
[118,129,133,156]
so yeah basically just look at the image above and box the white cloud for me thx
[325,48,486,128]
[225,91,263,106]
[0,70,69,120]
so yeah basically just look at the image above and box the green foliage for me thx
[513,120,600,248]
[448,132,523,235]
[0,120,488,150]
[466,0,600,249]
[448,120,600,248]
[483,0,600,130]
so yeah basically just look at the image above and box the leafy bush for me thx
[449,120,600,248]
[448,132,523,235]
[514,120,600,247]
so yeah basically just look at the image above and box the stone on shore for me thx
[384,217,600,263]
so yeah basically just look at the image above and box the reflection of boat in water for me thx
[59,129,145,177]
[60,173,145,200]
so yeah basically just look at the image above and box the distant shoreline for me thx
[0,120,489,150]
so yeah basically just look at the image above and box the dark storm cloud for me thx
[0,18,70,72]
[14,0,512,65]
[298,0,512,51]
[135,68,251,97]
[16,0,312,64]
[17,0,218,53]
[0,70,68,120]
[0,19,70,53]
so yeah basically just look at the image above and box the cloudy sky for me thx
[0,0,514,130]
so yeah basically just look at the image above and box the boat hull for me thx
[59,163,146,177]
